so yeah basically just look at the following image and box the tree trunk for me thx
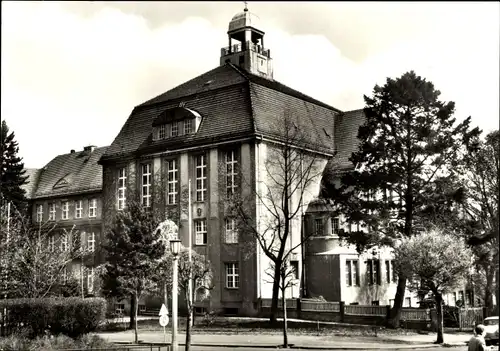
[484,269,495,314]
[129,294,136,330]
[281,280,288,348]
[134,294,139,343]
[387,274,407,328]
[435,293,444,344]
[270,261,281,324]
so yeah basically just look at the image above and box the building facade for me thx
[24,145,107,297]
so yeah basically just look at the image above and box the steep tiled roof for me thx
[330,109,366,172]
[101,63,341,162]
[33,147,108,199]
[21,168,42,199]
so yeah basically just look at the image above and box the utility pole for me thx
[188,179,193,327]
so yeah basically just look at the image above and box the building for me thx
[98,6,344,316]
[23,145,108,296]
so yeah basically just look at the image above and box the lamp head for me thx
[170,239,181,256]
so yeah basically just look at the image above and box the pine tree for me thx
[322,71,480,328]
[0,120,28,213]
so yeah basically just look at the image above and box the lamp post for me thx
[170,239,181,351]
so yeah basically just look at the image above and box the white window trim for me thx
[171,122,178,137]
[61,201,69,220]
[195,220,207,245]
[49,203,56,221]
[226,150,238,197]
[141,164,152,208]
[36,204,43,223]
[195,155,207,202]
[61,233,68,252]
[184,119,193,135]
[331,217,339,236]
[158,124,166,140]
[118,167,127,210]
[48,235,55,252]
[75,200,83,219]
[167,159,178,205]
[87,232,95,252]
[87,266,94,293]
[315,218,324,236]
[225,263,239,289]
[89,199,97,218]
[224,218,238,244]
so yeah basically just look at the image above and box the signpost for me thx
[159,303,169,343]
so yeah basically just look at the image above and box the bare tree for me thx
[229,110,325,323]
[0,205,83,298]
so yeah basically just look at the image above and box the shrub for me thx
[443,305,460,328]
[0,297,107,338]
[0,333,113,350]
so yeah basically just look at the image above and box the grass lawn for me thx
[100,316,431,337]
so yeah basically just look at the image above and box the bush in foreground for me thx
[0,297,107,337]
[0,333,113,351]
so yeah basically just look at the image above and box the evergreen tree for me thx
[100,200,165,343]
[322,71,480,327]
[0,120,28,213]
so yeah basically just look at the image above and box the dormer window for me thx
[152,107,202,141]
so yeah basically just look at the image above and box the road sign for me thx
[159,303,169,327]
[159,314,169,327]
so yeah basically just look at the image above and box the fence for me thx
[259,299,445,330]
[459,307,484,330]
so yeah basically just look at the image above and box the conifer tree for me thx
[322,71,480,327]
[0,120,28,213]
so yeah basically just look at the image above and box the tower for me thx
[220,4,274,79]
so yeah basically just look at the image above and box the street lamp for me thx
[170,239,181,351]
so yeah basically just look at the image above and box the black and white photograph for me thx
[1,2,499,350]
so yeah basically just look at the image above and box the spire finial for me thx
[243,1,248,12]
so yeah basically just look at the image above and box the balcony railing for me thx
[221,41,271,58]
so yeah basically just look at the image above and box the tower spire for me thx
[244,1,248,12]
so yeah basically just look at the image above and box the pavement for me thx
[97,329,481,350]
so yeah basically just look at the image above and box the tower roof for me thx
[228,8,263,33]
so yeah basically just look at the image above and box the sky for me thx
[2,1,499,168]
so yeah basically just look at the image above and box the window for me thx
[458,290,464,304]
[117,167,127,210]
[315,218,324,236]
[466,291,472,306]
[392,261,398,282]
[87,267,94,293]
[331,217,339,235]
[36,204,43,223]
[89,198,97,218]
[141,164,152,207]
[48,203,56,221]
[225,263,239,288]
[226,150,238,197]
[87,232,95,252]
[346,260,359,286]
[224,218,238,244]
[115,303,125,314]
[195,154,207,202]
[171,122,178,137]
[195,220,207,245]
[372,300,380,306]
[367,259,380,285]
[139,304,146,313]
[62,267,68,284]
[184,119,193,135]
[60,233,68,252]
[61,201,69,220]
[167,159,178,204]
[158,124,166,140]
[290,261,299,280]
[48,235,55,252]
[404,297,411,307]
[75,200,83,218]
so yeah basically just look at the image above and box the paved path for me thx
[97,330,477,350]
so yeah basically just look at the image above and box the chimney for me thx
[70,149,75,153]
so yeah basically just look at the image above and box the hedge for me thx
[0,297,107,337]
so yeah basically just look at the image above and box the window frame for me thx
[61,201,69,220]
[48,203,56,221]
[184,119,193,135]
[158,124,166,140]
[346,259,359,286]
[315,218,324,236]
[224,218,238,244]
[195,154,207,202]
[331,217,339,236]
[166,159,178,205]
[225,262,239,289]
[60,233,68,252]
[75,200,83,219]
[195,219,207,245]
[87,232,95,252]
[36,204,43,223]
[141,163,152,208]
[171,122,179,137]
[117,167,127,210]
[87,266,94,293]
[226,149,238,197]
[89,198,97,218]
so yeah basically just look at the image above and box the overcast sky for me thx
[2,1,499,168]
